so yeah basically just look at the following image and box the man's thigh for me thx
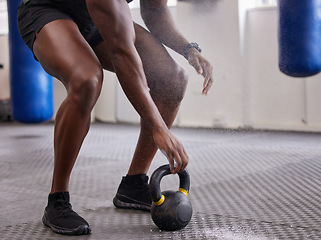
[34,20,101,84]
[94,22,180,87]
[134,23,180,87]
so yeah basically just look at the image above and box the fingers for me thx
[202,71,213,95]
[200,60,213,95]
[181,147,189,170]
[172,149,182,174]
[153,126,189,174]
[189,54,213,95]
[167,141,189,174]
[168,155,175,174]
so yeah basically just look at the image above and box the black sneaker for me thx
[113,174,152,212]
[42,192,91,235]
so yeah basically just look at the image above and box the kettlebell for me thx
[150,164,192,231]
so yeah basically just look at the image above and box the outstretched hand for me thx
[187,48,213,95]
[152,126,188,174]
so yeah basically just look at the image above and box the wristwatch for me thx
[184,42,202,59]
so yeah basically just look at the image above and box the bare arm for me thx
[141,0,213,95]
[86,0,187,173]
[141,0,188,56]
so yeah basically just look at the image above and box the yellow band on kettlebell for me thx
[154,195,165,206]
[179,188,189,196]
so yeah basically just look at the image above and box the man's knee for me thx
[68,67,103,114]
[174,66,188,102]
[152,65,188,105]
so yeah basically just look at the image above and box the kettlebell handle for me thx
[150,164,190,206]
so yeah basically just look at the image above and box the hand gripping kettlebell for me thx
[150,164,192,231]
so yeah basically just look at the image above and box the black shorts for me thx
[17,0,104,54]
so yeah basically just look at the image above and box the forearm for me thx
[113,51,166,130]
[86,0,166,130]
[141,0,189,56]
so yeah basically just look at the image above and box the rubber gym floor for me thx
[1,122,321,240]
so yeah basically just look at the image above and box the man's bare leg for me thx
[34,20,103,194]
[93,23,188,211]
[93,18,188,209]
[128,24,188,175]
[33,20,103,235]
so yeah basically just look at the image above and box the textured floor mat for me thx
[1,122,321,239]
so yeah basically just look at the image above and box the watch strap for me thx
[184,42,202,59]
